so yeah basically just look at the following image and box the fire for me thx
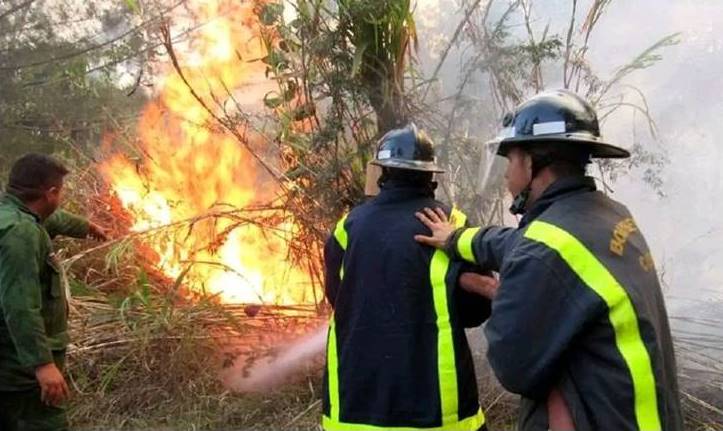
[100,1,315,304]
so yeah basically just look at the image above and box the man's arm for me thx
[324,215,348,307]
[44,209,89,239]
[0,223,53,368]
[44,210,107,241]
[484,250,603,399]
[447,226,516,271]
[323,235,344,307]
[454,266,496,328]
[414,207,515,270]
[0,222,70,406]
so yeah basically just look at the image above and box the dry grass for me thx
[66,288,325,430]
[64,288,722,430]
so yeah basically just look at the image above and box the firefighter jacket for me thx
[446,176,683,431]
[322,183,490,431]
[0,193,90,390]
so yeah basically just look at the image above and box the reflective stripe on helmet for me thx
[524,221,662,431]
[532,121,566,136]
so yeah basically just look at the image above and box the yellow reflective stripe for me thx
[322,408,484,431]
[333,214,349,249]
[429,209,467,426]
[327,317,340,421]
[456,227,481,264]
[524,221,661,431]
[334,214,348,278]
[328,214,348,422]
[430,249,457,423]
[449,206,467,227]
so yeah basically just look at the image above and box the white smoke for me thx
[223,326,327,393]
[414,0,723,363]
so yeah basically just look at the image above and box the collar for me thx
[0,193,41,222]
[374,183,435,204]
[519,176,597,227]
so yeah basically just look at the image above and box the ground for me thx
[66,317,723,430]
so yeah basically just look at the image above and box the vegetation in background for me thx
[0,0,719,429]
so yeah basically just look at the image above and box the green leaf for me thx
[124,0,140,14]
[264,92,284,109]
[259,3,284,26]
[292,103,316,121]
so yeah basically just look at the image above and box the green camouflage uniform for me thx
[0,193,89,431]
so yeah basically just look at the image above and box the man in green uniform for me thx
[0,153,107,431]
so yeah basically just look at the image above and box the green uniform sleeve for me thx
[0,223,54,368]
[44,209,89,239]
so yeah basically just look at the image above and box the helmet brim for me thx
[490,135,631,159]
[371,159,445,173]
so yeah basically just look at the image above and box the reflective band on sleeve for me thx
[524,221,661,431]
[456,227,481,264]
[327,214,348,422]
[333,215,349,249]
[334,214,348,279]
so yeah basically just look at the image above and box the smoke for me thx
[225,2,723,393]
[592,0,723,306]
[417,0,723,303]
[223,326,327,393]
[413,0,723,364]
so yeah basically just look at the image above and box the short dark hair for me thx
[526,142,590,178]
[6,153,69,202]
[378,167,434,188]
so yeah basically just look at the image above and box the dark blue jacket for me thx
[447,176,683,431]
[322,183,490,431]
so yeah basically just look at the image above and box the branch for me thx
[0,0,186,71]
[0,0,36,22]
[421,0,485,102]
[562,0,577,88]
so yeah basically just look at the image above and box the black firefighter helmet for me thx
[490,89,630,159]
[371,124,444,173]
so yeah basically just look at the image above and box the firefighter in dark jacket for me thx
[415,90,683,431]
[0,154,107,431]
[322,124,490,431]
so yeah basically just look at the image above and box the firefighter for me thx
[322,124,490,431]
[0,153,107,431]
[415,90,683,431]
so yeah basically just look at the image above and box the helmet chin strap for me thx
[509,185,531,215]
[509,154,555,215]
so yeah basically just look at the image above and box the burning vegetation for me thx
[0,0,720,429]
[99,1,320,306]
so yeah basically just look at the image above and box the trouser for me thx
[0,387,68,431]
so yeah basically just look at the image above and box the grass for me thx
[64,287,723,430]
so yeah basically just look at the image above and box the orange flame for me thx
[100,1,315,304]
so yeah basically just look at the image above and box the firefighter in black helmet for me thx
[321,124,492,431]
[415,90,683,431]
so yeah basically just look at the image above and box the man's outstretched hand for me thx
[414,207,456,249]
[88,222,109,242]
